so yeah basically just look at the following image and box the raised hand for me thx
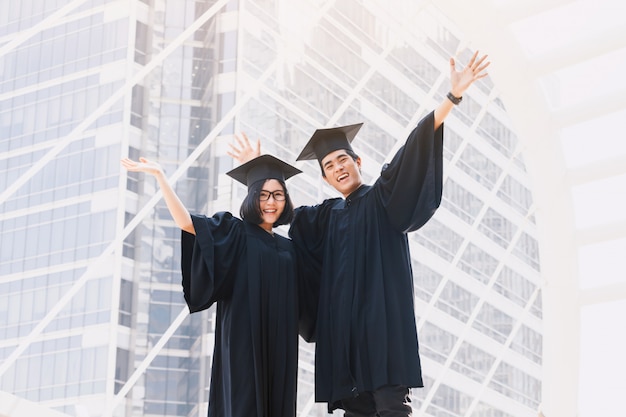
[120,157,194,233]
[449,51,490,98]
[227,132,261,164]
[121,157,165,177]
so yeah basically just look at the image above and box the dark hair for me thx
[240,178,295,227]
[319,148,359,177]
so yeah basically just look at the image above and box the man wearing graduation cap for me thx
[122,154,304,417]
[229,51,489,416]
[293,52,490,417]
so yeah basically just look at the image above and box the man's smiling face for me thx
[321,149,363,198]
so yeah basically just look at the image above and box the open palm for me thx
[450,51,490,97]
[121,157,164,176]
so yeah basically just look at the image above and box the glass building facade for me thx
[0,1,541,416]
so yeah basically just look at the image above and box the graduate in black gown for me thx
[229,51,490,417]
[121,152,302,417]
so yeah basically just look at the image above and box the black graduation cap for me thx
[296,122,363,163]
[226,154,301,188]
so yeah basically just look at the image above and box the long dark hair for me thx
[240,178,295,227]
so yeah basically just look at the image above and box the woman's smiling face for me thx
[258,179,286,232]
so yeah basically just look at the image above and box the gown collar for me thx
[244,221,277,243]
[345,184,371,206]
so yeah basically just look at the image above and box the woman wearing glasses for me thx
[121,151,302,417]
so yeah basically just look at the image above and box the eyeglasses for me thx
[259,190,286,201]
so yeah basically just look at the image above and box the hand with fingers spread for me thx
[227,132,261,164]
[434,50,491,129]
[449,50,490,98]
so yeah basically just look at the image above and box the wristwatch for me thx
[447,91,462,105]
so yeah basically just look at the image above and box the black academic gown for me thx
[290,111,443,410]
[181,212,299,417]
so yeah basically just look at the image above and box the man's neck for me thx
[341,183,366,199]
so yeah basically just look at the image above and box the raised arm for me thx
[121,157,195,234]
[434,50,490,130]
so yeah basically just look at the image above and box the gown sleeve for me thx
[375,110,444,233]
[180,212,245,313]
[290,201,337,342]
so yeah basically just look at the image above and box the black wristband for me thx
[447,91,462,105]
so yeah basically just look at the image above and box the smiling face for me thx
[321,149,363,198]
[258,179,286,232]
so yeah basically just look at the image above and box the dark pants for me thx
[339,385,412,417]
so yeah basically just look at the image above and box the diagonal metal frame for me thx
[0,0,89,60]
[103,307,189,417]
[0,0,235,377]
[0,0,229,207]
[0,60,277,377]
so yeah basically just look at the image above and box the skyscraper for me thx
[0,1,541,416]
